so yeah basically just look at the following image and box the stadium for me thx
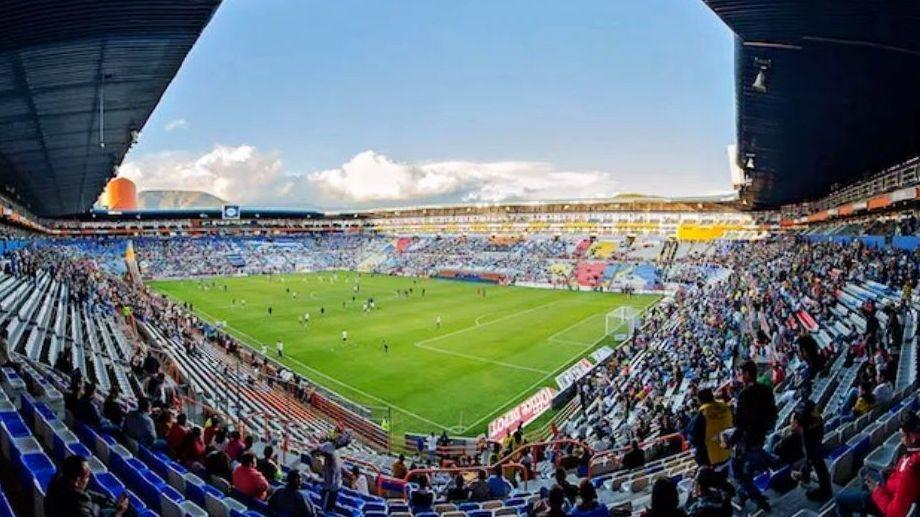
[1,1,920,517]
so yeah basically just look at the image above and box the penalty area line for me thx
[460,300,658,433]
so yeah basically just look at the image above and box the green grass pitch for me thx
[149,272,659,438]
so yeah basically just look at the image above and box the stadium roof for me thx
[703,1,920,208]
[0,0,220,217]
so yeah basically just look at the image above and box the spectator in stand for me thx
[258,446,281,482]
[350,465,369,495]
[797,329,826,393]
[205,449,233,483]
[225,430,246,460]
[123,398,157,447]
[155,410,174,442]
[166,413,190,453]
[0,328,12,369]
[409,474,435,512]
[74,383,105,429]
[203,416,222,445]
[391,453,408,479]
[313,440,342,513]
[835,412,920,516]
[178,426,206,467]
[533,485,568,517]
[570,479,610,517]
[445,472,468,502]
[469,470,490,501]
[621,440,646,470]
[554,467,579,505]
[232,451,271,501]
[885,304,903,350]
[789,400,832,501]
[427,432,438,463]
[64,376,82,414]
[685,467,732,517]
[145,372,168,408]
[45,455,130,517]
[729,360,777,513]
[268,470,314,517]
[874,372,895,406]
[210,427,227,452]
[865,307,881,355]
[487,464,512,498]
[853,381,877,417]
[102,387,126,426]
[686,388,732,469]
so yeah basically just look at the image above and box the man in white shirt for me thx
[427,432,438,463]
[276,340,284,358]
[873,373,894,405]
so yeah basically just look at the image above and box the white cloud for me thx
[164,118,188,132]
[118,145,622,208]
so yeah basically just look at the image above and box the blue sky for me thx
[121,0,737,209]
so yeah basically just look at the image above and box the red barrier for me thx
[494,438,594,469]
[587,432,687,478]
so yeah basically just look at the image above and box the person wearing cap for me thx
[268,469,315,517]
[835,412,920,516]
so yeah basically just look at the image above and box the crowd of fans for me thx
[555,236,919,514]
[37,234,668,290]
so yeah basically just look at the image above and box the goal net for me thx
[605,306,641,342]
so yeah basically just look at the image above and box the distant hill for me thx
[137,190,226,209]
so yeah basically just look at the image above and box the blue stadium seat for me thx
[0,487,14,517]
[20,452,55,492]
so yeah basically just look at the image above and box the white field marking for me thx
[459,321,624,432]
[460,300,657,432]
[546,312,606,344]
[192,308,454,429]
[547,337,594,346]
[410,298,570,374]
[309,291,320,300]
[474,314,491,326]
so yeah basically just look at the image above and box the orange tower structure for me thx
[101,177,138,210]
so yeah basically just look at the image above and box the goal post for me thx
[605,306,641,342]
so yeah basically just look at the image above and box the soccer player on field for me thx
[341,330,348,342]
[276,340,284,358]
[436,315,442,329]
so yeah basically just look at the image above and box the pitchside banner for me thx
[590,346,614,364]
[555,358,593,391]
[488,387,557,441]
